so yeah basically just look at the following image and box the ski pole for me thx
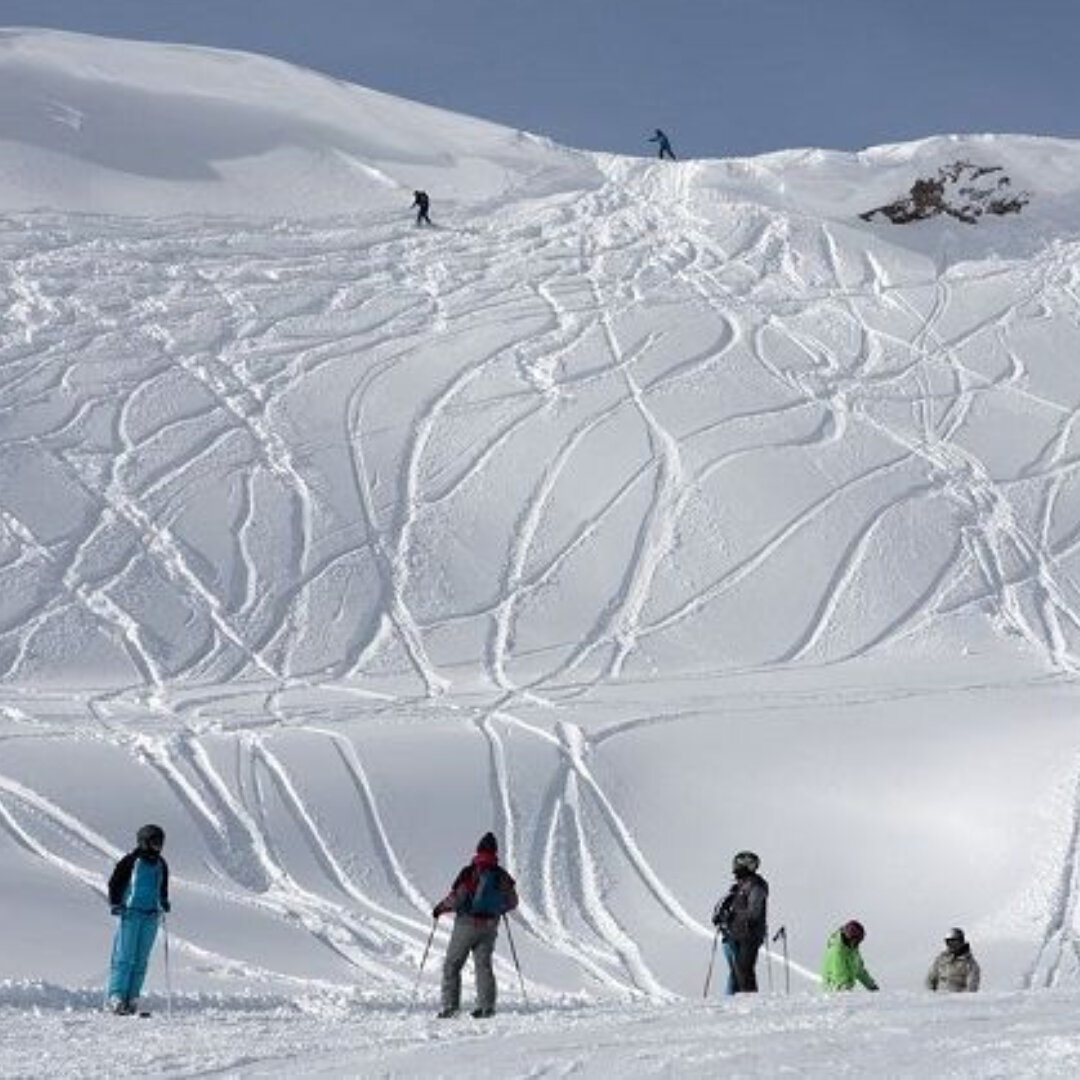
[412,919,438,1005]
[503,915,529,1009]
[104,910,121,1011]
[162,914,173,1021]
[703,926,720,998]
[765,926,774,992]
[773,925,790,995]
[102,934,113,1011]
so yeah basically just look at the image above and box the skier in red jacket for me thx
[432,832,518,1018]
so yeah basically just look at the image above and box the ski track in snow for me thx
[4,151,1080,1005]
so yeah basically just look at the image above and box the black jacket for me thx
[108,851,170,910]
[713,872,768,944]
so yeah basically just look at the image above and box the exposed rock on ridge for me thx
[860,161,1030,224]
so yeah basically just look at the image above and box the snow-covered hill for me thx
[3,28,1080,1076]
[0,28,597,218]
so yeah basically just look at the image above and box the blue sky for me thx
[4,0,1079,157]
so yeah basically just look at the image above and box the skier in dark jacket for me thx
[432,831,518,1018]
[649,129,676,160]
[106,824,170,1014]
[711,850,768,993]
[412,190,432,226]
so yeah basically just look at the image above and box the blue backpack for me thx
[463,865,505,917]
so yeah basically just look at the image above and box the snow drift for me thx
[0,28,598,218]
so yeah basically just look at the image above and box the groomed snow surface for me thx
[4,28,1080,1077]
[4,987,1080,1078]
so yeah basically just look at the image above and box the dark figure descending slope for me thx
[432,832,518,1018]
[412,190,432,226]
[926,927,981,992]
[711,850,769,993]
[106,824,171,1015]
[649,128,676,160]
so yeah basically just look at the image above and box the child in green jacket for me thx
[822,920,878,991]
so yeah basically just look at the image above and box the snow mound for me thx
[0,28,599,217]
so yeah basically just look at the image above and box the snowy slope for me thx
[4,28,1080,1077]
[0,28,597,217]
[3,988,1080,1078]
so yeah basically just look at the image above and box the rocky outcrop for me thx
[860,162,1030,224]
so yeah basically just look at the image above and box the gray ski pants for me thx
[441,915,499,1013]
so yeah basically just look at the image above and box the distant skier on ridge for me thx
[649,128,676,160]
[711,850,769,993]
[412,190,432,226]
[106,824,171,1015]
[432,832,518,1018]
[821,919,879,992]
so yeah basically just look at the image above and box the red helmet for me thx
[842,920,866,944]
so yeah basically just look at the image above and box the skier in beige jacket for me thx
[926,927,981,992]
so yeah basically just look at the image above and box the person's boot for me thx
[436,1007,458,1019]
[471,1007,495,1019]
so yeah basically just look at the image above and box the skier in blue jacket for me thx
[649,129,676,160]
[106,824,171,1015]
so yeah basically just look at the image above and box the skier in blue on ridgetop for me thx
[106,824,170,1015]
[649,128,676,160]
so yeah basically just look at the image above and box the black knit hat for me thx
[477,832,498,854]
[136,824,165,850]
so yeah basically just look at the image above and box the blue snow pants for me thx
[723,937,761,994]
[722,938,739,995]
[108,910,160,1001]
